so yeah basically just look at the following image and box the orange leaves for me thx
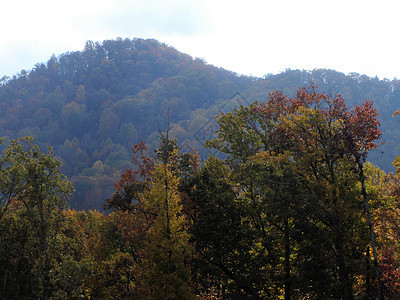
[348,100,382,152]
[105,142,155,211]
[255,86,381,162]
[256,91,290,121]
[130,141,155,181]
[380,247,400,297]
[113,210,147,252]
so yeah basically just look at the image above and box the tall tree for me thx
[182,155,279,299]
[106,138,194,299]
[207,86,382,298]
[5,137,73,299]
[0,138,26,221]
[140,156,193,299]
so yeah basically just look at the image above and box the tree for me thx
[0,200,39,299]
[365,161,400,298]
[116,123,138,147]
[0,138,25,221]
[181,156,274,299]
[206,86,382,298]
[106,138,194,299]
[140,156,193,299]
[105,141,154,212]
[0,137,74,299]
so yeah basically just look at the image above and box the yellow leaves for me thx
[138,162,194,299]
[252,149,291,169]
[393,155,400,171]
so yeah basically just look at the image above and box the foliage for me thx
[0,137,73,299]
[140,161,193,299]
[204,86,383,298]
[1,82,400,298]
[104,138,195,299]
[1,37,399,210]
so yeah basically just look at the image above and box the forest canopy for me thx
[0,38,399,212]
[1,86,400,298]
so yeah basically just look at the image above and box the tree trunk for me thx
[3,269,7,292]
[358,161,382,299]
[366,246,372,299]
[284,218,291,300]
[335,221,354,300]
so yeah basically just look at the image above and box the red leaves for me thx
[256,91,290,121]
[380,248,400,297]
[105,142,155,211]
[115,142,155,192]
[130,141,155,181]
[348,100,382,152]
[255,86,381,160]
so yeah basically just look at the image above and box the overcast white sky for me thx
[1,0,399,79]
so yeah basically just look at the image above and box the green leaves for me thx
[0,137,74,299]
[0,137,73,220]
[204,86,383,298]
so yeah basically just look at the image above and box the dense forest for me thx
[0,38,399,210]
[1,38,400,298]
[1,86,400,298]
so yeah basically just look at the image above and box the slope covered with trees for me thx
[0,38,399,210]
[1,87,400,298]
[0,38,254,209]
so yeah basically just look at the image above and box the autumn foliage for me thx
[2,86,400,299]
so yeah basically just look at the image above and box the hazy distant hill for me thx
[0,38,399,210]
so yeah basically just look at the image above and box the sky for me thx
[1,0,399,79]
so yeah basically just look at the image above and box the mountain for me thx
[0,38,399,210]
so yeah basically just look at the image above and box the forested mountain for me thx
[0,38,399,210]
[2,39,400,298]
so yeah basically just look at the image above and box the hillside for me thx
[0,38,399,210]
